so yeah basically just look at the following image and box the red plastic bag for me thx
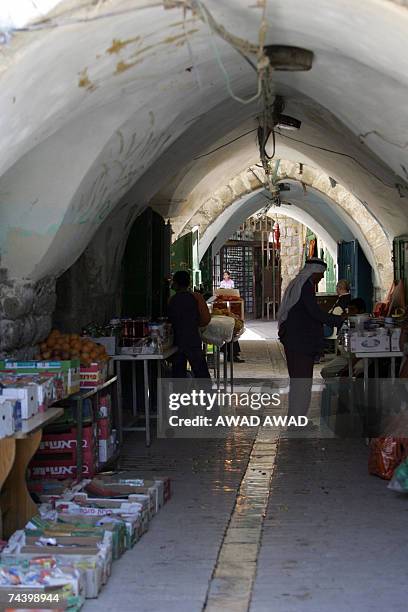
[368,437,408,480]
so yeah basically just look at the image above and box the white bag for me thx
[201,316,235,347]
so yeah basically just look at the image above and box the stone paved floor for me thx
[84,323,408,611]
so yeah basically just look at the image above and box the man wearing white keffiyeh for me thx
[278,258,344,419]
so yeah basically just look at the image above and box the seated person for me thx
[331,279,351,314]
[321,297,367,379]
[324,279,352,341]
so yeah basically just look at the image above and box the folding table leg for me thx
[144,361,151,447]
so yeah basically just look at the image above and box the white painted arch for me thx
[0,0,407,293]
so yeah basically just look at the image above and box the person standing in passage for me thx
[167,271,211,378]
[278,259,343,419]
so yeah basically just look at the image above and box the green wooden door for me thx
[122,208,169,318]
[393,235,408,304]
[171,230,201,289]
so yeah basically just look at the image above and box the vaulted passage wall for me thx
[0,0,407,351]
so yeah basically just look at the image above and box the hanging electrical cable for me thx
[190,0,269,105]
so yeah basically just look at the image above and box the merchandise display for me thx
[0,474,171,606]
[368,437,408,480]
[342,316,404,354]
[28,389,119,479]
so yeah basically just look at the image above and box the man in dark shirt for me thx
[278,259,344,419]
[167,271,211,379]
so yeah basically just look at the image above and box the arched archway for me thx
[182,161,391,293]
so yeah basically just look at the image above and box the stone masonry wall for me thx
[275,215,305,294]
[0,271,56,359]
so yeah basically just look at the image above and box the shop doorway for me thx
[213,215,281,319]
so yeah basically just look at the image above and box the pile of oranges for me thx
[35,330,109,366]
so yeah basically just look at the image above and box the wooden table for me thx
[113,348,178,447]
[0,407,63,538]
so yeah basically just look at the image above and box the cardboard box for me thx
[1,360,80,397]
[1,372,58,413]
[97,393,111,419]
[3,531,112,598]
[73,493,149,532]
[26,515,125,561]
[0,398,22,437]
[0,376,38,419]
[98,439,114,464]
[390,328,402,352]
[80,362,108,389]
[350,332,390,353]
[97,418,111,440]
[28,453,97,480]
[56,500,143,549]
[39,424,97,454]
[0,558,85,605]
[113,473,171,503]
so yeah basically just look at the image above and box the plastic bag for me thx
[201,316,234,347]
[388,457,408,492]
[368,437,408,480]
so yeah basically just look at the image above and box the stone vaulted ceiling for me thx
[0,0,407,291]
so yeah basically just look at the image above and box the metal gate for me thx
[219,245,255,315]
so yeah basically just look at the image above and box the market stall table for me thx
[113,347,178,447]
[345,350,404,414]
[347,351,403,381]
[0,407,63,538]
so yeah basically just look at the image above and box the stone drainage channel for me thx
[204,416,280,612]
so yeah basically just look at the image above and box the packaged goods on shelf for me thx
[29,424,98,480]
[0,360,80,397]
[0,398,22,437]
[0,372,58,413]
[80,362,108,389]
[0,374,38,419]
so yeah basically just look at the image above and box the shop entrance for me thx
[212,215,281,319]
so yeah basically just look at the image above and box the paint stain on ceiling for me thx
[78,68,96,92]
[115,59,142,75]
[106,37,141,55]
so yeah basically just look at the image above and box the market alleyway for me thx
[85,324,408,612]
